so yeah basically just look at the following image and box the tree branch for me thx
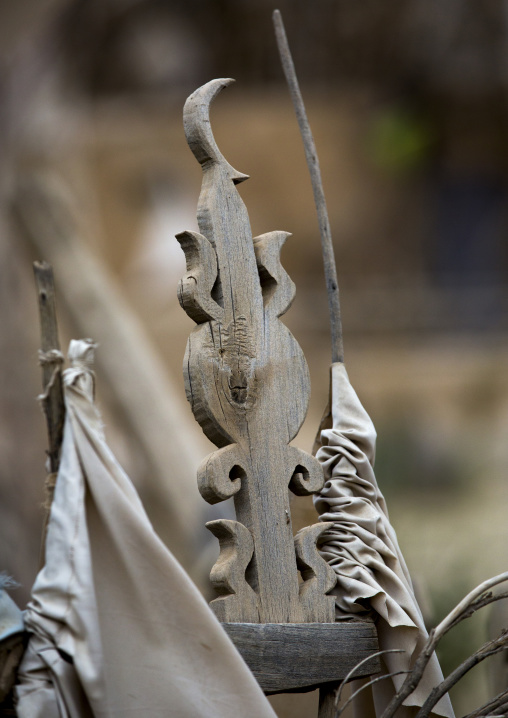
[336,671,410,717]
[447,590,508,633]
[434,573,508,642]
[380,573,508,718]
[416,631,508,717]
[335,649,405,707]
[462,687,508,718]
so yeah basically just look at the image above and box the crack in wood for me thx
[178,79,333,624]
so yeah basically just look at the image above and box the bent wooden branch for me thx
[380,572,508,718]
[273,9,343,365]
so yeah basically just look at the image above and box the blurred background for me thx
[1,0,508,713]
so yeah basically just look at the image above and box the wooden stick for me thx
[34,261,65,474]
[415,631,508,717]
[380,572,508,718]
[33,261,65,566]
[318,684,337,718]
[13,175,208,565]
[273,9,344,364]
[273,21,345,716]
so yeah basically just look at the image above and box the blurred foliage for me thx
[374,418,463,497]
[366,104,434,174]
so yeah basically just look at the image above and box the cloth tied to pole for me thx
[314,362,455,717]
[16,339,276,718]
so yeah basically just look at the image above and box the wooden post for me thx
[178,78,332,624]
[318,685,337,718]
[177,78,380,708]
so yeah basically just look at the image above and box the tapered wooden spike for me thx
[273,9,344,365]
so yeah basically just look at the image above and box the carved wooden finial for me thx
[177,78,335,624]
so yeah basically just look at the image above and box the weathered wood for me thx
[33,261,65,573]
[295,523,336,623]
[12,177,208,562]
[318,684,340,718]
[33,261,65,477]
[273,9,344,365]
[222,622,380,693]
[178,78,331,623]
[179,79,380,711]
[206,519,259,622]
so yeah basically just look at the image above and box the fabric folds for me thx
[314,362,455,718]
[16,339,276,718]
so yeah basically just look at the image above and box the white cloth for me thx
[16,339,276,718]
[0,581,24,642]
[314,362,454,718]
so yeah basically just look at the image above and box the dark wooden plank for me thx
[222,622,380,693]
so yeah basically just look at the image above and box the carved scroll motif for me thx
[177,79,335,623]
[295,523,337,623]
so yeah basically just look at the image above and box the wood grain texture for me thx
[206,519,259,622]
[178,78,331,624]
[295,523,336,623]
[222,622,380,693]
[179,80,380,706]
[318,685,338,718]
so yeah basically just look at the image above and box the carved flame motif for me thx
[177,79,335,623]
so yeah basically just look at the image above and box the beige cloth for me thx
[16,339,276,718]
[314,362,454,718]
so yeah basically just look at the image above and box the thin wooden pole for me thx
[33,260,65,566]
[274,13,343,715]
[318,684,338,718]
[273,9,344,365]
[14,176,207,566]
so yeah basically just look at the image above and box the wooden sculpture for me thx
[177,78,379,710]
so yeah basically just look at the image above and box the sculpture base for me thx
[222,621,380,694]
